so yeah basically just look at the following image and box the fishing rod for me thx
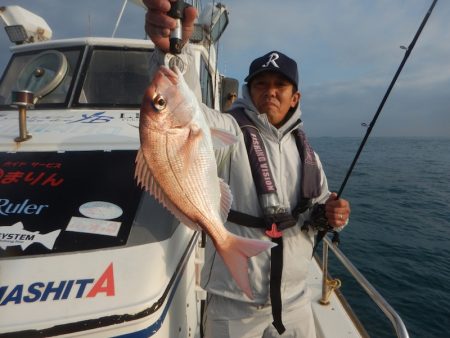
[309,0,439,249]
[336,0,438,199]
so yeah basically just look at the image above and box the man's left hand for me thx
[325,192,351,228]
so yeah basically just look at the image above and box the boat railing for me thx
[320,236,410,338]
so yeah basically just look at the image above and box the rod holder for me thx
[11,90,34,142]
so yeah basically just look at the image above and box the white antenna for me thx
[112,0,128,37]
[193,0,202,11]
[88,14,92,36]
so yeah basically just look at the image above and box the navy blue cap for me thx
[245,51,299,88]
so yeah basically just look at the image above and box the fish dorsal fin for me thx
[135,148,201,231]
[211,128,238,149]
[219,178,233,223]
[11,222,24,229]
[135,147,169,204]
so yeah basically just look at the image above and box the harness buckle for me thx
[265,223,283,239]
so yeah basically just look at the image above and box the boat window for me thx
[0,48,82,108]
[78,48,152,107]
[199,57,214,108]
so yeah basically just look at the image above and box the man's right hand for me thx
[144,0,197,53]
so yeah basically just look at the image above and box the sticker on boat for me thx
[0,222,60,250]
[66,217,122,237]
[79,201,123,220]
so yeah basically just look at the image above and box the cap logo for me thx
[262,53,280,69]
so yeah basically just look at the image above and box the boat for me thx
[0,3,409,337]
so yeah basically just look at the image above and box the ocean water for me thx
[309,137,450,338]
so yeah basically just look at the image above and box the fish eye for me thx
[152,94,167,111]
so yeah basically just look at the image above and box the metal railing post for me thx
[323,236,410,338]
[320,240,329,305]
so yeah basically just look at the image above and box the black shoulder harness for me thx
[226,107,321,235]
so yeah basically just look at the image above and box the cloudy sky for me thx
[1,0,449,137]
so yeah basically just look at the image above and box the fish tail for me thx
[40,230,62,250]
[217,235,275,299]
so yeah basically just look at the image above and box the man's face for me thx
[249,72,300,128]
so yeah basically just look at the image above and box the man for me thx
[143,1,351,337]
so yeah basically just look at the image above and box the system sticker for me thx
[0,222,60,250]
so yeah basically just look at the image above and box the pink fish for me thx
[135,66,273,299]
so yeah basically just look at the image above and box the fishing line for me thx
[206,0,217,107]
[336,0,439,199]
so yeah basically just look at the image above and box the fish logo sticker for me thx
[0,222,60,250]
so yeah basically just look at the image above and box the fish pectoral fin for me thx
[210,128,238,149]
[188,124,203,141]
[219,179,233,222]
[179,125,203,170]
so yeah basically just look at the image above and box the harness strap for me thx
[226,108,321,335]
[227,209,264,228]
[227,210,301,231]
[295,129,322,199]
[270,237,285,334]
[230,110,277,195]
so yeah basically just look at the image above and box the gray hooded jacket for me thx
[148,46,330,318]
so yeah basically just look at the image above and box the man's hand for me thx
[144,0,197,52]
[325,193,351,228]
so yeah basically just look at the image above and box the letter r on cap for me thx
[262,53,280,68]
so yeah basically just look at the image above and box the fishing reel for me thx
[302,204,340,248]
[303,204,329,232]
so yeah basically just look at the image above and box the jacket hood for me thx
[230,84,303,139]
